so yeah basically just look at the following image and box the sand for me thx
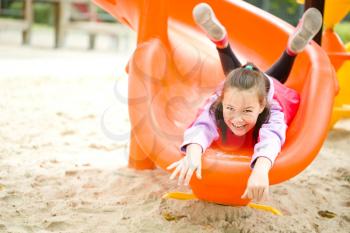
[0,27,349,233]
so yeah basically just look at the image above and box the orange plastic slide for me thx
[94,0,337,205]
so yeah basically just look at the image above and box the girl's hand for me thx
[241,157,271,202]
[166,143,202,186]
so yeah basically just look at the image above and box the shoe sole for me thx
[192,3,226,41]
[193,3,213,25]
[291,8,322,52]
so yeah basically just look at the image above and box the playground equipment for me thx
[298,0,350,126]
[321,0,350,127]
[94,0,337,206]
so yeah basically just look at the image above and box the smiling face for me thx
[222,87,266,136]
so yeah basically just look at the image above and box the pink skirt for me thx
[272,79,300,124]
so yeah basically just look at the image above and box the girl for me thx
[167,3,323,202]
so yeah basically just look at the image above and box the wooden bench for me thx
[0,0,127,49]
[0,0,33,44]
[49,0,128,49]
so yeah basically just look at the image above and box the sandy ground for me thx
[0,27,349,233]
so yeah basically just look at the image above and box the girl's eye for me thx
[226,107,234,111]
[244,109,252,113]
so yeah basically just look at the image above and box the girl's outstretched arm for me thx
[167,143,203,186]
[168,93,220,185]
[242,156,271,202]
[250,99,287,169]
[243,99,287,202]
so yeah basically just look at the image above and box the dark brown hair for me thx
[209,63,271,143]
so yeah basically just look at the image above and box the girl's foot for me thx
[287,8,323,55]
[192,3,228,48]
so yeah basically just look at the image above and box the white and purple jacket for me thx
[180,75,300,168]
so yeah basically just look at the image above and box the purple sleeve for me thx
[250,99,287,168]
[180,94,220,154]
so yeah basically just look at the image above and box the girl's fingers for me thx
[196,165,202,179]
[177,164,188,185]
[262,187,269,201]
[184,168,195,186]
[247,188,253,200]
[166,161,181,170]
[252,187,258,201]
[241,189,248,199]
[169,163,182,180]
[243,188,253,200]
[256,187,263,202]
[260,187,266,202]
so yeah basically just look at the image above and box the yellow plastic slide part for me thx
[162,192,283,215]
[247,203,283,216]
[162,192,197,200]
[331,42,350,126]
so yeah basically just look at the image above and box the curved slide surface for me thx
[94,0,337,205]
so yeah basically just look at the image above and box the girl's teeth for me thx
[233,124,244,128]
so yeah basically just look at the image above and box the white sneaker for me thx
[192,3,226,41]
[288,8,323,53]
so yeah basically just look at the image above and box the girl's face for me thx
[222,87,265,136]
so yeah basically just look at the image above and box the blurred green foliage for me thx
[0,1,115,25]
[34,4,53,25]
[0,1,23,18]
[244,0,303,25]
[245,0,350,44]
[335,22,350,44]
[0,1,55,24]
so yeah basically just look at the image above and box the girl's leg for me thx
[193,3,241,75]
[264,51,296,84]
[217,44,242,76]
[265,8,322,83]
[193,4,322,83]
